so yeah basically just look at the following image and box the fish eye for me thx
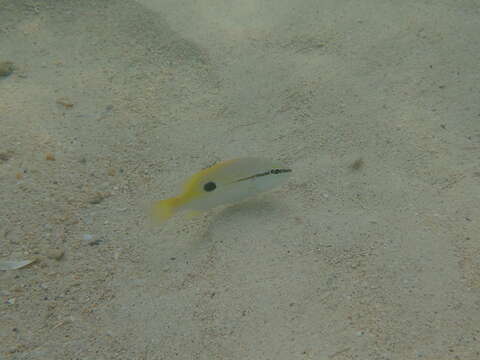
[203,181,217,192]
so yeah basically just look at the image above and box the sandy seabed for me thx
[1,0,480,359]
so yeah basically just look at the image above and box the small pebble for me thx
[45,152,55,161]
[88,239,103,246]
[350,158,364,170]
[56,97,74,108]
[83,234,93,241]
[88,191,110,204]
[0,151,14,162]
[0,61,14,77]
[46,249,64,261]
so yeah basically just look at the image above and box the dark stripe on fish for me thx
[234,168,292,183]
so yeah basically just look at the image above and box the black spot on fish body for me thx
[204,181,216,192]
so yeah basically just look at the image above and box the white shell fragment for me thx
[0,259,36,271]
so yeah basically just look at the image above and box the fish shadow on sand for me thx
[207,195,292,229]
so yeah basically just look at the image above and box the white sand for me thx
[1,0,479,358]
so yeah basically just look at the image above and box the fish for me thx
[150,157,292,223]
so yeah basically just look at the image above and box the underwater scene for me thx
[1,0,480,358]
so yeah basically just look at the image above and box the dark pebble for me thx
[0,61,14,77]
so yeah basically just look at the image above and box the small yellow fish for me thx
[151,158,292,223]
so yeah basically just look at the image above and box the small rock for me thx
[88,191,110,204]
[7,346,22,354]
[88,239,103,246]
[83,234,93,241]
[46,249,64,261]
[56,97,74,108]
[45,152,56,161]
[349,157,364,170]
[0,61,14,77]
[0,150,14,162]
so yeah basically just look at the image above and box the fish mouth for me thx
[233,168,292,183]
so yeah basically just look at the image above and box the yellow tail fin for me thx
[150,197,180,224]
